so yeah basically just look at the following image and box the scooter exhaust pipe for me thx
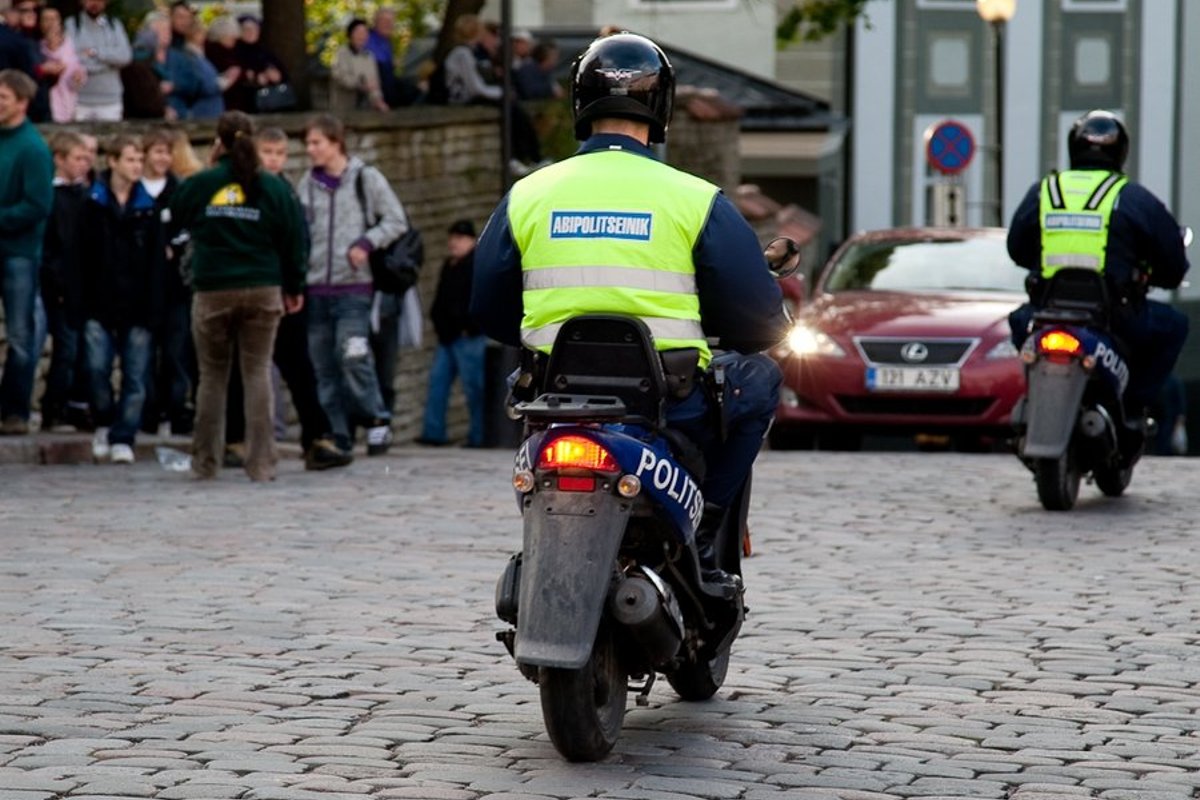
[609,573,683,667]
[1078,406,1118,452]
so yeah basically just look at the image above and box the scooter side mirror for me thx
[764,236,801,280]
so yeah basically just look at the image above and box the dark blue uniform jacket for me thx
[1007,173,1189,293]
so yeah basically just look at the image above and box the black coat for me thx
[430,249,480,345]
[41,181,89,326]
[80,173,167,331]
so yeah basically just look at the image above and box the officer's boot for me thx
[695,502,737,588]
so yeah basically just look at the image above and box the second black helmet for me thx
[570,32,675,143]
[1068,110,1129,171]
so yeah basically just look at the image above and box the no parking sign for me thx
[925,119,975,175]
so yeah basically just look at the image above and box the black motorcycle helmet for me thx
[570,32,675,143]
[1068,110,1129,171]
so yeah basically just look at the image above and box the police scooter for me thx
[493,239,799,762]
[1013,229,1191,510]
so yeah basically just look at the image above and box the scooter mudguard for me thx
[1021,360,1090,459]
[514,490,630,669]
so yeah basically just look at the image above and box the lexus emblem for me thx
[900,342,929,363]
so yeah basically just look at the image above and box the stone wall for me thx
[10,103,743,446]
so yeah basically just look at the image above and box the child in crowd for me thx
[38,131,92,432]
[139,128,196,436]
[223,127,350,471]
[81,134,166,464]
[416,220,485,448]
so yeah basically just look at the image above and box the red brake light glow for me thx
[557,476,597,492]
[538,435,618,472]
[1038,330,1083,356]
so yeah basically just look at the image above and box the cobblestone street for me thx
[2,449,1199,799]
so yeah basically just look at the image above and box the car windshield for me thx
[823,237,1026,293]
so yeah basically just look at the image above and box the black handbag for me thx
[254,83,297,113]
[354,170,424,295]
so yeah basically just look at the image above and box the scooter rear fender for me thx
[514,488,631,670]
[1021,359,1090,459]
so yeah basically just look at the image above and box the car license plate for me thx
[865,366,960,392]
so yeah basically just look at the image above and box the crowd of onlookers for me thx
[0,0,291,122]
[2,0,563,163]
[0,3,574,477]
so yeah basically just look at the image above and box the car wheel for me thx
[817,429,862,451]
[768,425,815,450]
[951,433,991,453]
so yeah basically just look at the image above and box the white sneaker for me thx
[366,424,393,456]
[110,443,135,464]
[92,427,111,460]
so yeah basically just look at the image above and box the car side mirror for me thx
[764,236,801,279]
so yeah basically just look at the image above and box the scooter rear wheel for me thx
[1094,463,1133,497]
[1034,450,1081,511]
[539,624,626,762]
[665,647,730,701]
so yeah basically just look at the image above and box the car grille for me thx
[835,396,995,417]
[856,338,976,365]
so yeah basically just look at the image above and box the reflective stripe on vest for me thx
[1039,169,1127,277]
[507,148,716,367]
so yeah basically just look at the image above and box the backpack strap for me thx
[354,167,378,228]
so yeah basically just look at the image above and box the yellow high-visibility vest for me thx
[1039,169,1127,277]
[508,148,716,366]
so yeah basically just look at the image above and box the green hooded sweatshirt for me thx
[169,157,307,295]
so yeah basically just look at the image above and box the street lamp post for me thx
[977,0,1016,227]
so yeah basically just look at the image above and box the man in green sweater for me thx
[0,69,53,435]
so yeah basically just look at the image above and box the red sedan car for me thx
[770,227,1027,450]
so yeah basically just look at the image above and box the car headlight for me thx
[985,340,1019,360]
[787,325,846,358]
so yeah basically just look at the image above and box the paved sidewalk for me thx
[0,431,304,467]
[1,450,1198,799]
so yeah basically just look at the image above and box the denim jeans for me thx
[421,334,487,446]
[1,256,40,421]
[84,321,153,446]
[192,287,283,481]
[665,352,782,509]
[40,298,80,422]
[144,297,196,433]
[308,293,389,449]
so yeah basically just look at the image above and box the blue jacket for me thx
[165,47,224,120]
[471,134,788,355]
[1007,172,1189,294]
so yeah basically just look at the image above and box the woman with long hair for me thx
[39,7,86,123]
[168,111,307,481]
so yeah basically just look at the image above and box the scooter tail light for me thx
[1038,330,1083,357]
[538,435,619,472]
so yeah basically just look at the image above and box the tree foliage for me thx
[777,0,871,44]
[303,0,442,66]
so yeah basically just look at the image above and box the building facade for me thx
[852,0,1185,237]
[485,0,780,78]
